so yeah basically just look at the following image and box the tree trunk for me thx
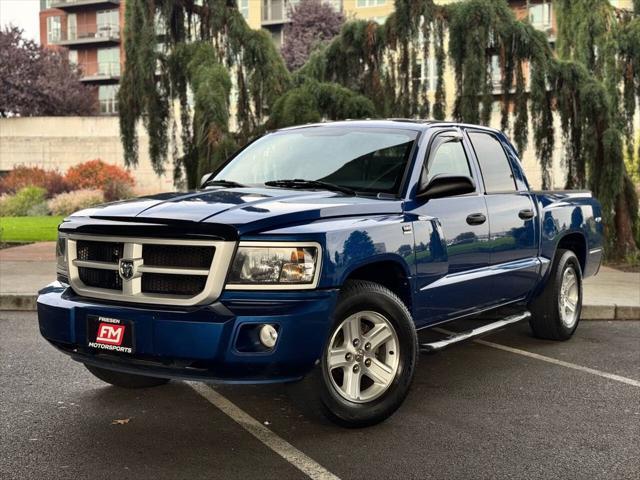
[613,190,638,259]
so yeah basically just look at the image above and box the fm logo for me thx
[96,322,125,346]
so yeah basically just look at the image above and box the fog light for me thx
[259,324,278,348]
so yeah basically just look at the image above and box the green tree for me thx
[119,0,639,257]
[552,0,639,256]
[118,0,370,188]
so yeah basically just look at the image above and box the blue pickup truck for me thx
[37,120,603,427]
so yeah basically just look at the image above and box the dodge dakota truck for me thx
[37,120,603,427]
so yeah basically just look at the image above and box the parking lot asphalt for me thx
[1,312,638,480]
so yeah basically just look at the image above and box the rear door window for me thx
[468,132,516,193]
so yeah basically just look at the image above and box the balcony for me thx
[75,61,121,82]
[50,0,119,11]
[54,24,120,46]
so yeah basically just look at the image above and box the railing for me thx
[74,61,121,78]
[55,23,120,43]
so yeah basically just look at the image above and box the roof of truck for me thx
[277,119,501,135]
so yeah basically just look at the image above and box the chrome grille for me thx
[141,272,208,296]
[79,267,122,290]
[77,240,123,263]
[142,244,214,269]
[67,235,236,306]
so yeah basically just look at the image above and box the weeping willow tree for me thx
[298,0,555,177]
[552,0,639,255]
[119,0,371,188]
[119,0,639,257]
[297,1,447,120]
[268,77,376,127]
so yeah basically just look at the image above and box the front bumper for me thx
[37,283,339,383]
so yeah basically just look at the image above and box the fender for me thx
[338,253,413,286]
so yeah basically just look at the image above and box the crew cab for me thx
[37,120,603,427]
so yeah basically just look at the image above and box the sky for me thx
[0,0,40,42]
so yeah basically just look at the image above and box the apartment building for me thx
[39,0,124,115]
[38,0,632,114]
[242,0,395,48]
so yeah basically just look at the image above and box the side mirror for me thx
[200,173,212,188]
[417,174,476,200]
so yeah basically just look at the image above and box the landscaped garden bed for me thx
[0,161,136,244]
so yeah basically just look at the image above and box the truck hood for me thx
[67,187,403,237]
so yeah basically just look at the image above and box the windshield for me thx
[213,127,419,195]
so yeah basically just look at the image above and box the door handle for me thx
[466,213,487,226]
[518,209,535,220]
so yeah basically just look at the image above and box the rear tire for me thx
[529,249,582,341]
[84,364,170,389]
[318,280,418,427]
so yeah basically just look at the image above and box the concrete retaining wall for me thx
[0,117,175,194]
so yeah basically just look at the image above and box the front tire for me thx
[319,280,418,427]
[84,364,170,389]
[529,249,583,340]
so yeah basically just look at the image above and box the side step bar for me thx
[420,311,531,353]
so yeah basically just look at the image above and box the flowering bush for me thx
[0,166,68,198]
[64,160,135,192]
[0,186,48,216]
[48,189,104,216]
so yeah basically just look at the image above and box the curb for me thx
[0,295,37,311]
[0,295,637,320]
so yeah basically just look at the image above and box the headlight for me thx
[226,243,321,289]
[56,232,68,283]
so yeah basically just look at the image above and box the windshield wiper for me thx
[202,179,246,188]
[264,179,358,196]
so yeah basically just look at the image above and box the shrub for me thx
[48,189,104,216]
[0,186,47,216]
[103,178,135,202]
[26,202,50,216]
[0,166,68,197]
[64,160,135,192]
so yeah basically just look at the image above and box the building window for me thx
[99,85,119,115]
[47,16,61,43]
[528,2,552,29]
[270,27,284,48]
[68,49,78,65]
[97,47,120,76]
[490,55,501,89]
[427,56,438,92]
[67,13,77,41]
[356,0,386,7]
[263,0,291,22]
[416,55,438,93]
[239,0,249,19]
[97,9,120,38]
[324,0,342,11]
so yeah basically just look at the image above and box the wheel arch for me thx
[556,232,587,273]
[341,257,413,312]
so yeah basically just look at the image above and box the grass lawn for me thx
[0,216,64,243]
